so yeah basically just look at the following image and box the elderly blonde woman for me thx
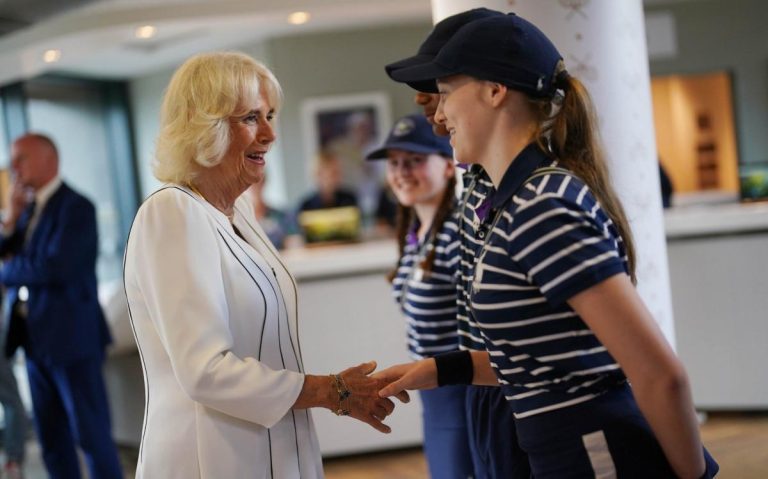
[123,52,403,478]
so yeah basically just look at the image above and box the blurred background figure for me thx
[0,133,121,479]
[298,150,358,213]
[325,111,384,226]
[0,307,27,479]
[295,150,365,245]
[659,161,675,208]
[0,180,28,479]
[245,175,291,249]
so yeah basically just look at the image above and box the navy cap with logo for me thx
[366,114,452,160]
[385,8,504,92]
[391,13,564,98]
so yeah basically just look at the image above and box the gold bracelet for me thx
[330,374,351,416]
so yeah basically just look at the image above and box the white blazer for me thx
[124,185,323,478]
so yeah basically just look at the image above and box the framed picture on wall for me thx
[300,92,392,218]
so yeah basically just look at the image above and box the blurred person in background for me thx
[659,161,674,208]
[0,133,120,479]
[245,174,291,249]
[0,291,28,479]
[297,149,358,213]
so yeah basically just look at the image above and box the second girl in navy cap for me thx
[367,114,477,478]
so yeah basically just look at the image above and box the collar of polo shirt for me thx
[491,143,552,210]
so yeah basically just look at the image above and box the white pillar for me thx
[431,0,676,345]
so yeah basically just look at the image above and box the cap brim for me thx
[403,80,440,93]
[385,53,435,78]
[366,142,450,160]
[386,54,443,92]
[389,60,458,94]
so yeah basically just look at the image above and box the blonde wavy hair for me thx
[153,51,283,184]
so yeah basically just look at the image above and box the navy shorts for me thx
[514,384,719,478]
[466,386,531,479]
[419,385,474,479]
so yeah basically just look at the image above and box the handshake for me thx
[325,359,437,433]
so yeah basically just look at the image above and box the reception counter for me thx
[664,201,768,409]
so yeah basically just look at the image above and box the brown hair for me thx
[386,170,457,283]
[530,66,637,283]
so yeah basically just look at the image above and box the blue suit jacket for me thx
[0,182,111,365]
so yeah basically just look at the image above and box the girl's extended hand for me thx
[373,358,438,398]
[337,361,410,433]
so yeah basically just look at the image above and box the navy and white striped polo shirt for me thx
[464,144,630,418]
[457,165,496,352]
[392,215,462,360]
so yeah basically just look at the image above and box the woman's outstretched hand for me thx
[337,361,410,434]
[373,358,438,399]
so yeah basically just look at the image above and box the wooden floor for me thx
[324,412,768,478]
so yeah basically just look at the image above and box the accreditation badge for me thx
[413,268,425,282]
[472,263,484,294]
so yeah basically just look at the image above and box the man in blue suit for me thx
[0,133,123,478]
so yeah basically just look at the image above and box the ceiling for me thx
[0,0,432,85]
[0,0,101,36]
[0,0,705,86]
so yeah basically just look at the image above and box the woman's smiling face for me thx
[222,86,277,187]
[385,149,453,208]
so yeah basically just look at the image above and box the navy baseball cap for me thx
[366,114,452,160]
[391,13,564,98]
[385,8,505,92]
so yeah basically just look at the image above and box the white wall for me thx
[129,67,173,198]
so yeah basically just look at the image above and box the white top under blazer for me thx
[124,185,323,478]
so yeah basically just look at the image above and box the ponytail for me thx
[531,66,637,283]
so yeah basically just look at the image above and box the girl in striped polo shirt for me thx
[378,12,718,479]
[367,113,476,478]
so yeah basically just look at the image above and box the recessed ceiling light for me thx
[288,11,310,25]
[42,49,61,63]
[135,25,157,39]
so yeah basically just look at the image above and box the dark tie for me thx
[20,200,37,243]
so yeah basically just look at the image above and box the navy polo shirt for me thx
[463,143,630,418]
[456,165,496,352]
[392,215,462,359]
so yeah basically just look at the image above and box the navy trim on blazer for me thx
[235,204,304,373]
[216,231,270,356]
[236,216,313,479]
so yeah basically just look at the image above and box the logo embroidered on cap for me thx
[536,76,545,91]
[393,118,416,137]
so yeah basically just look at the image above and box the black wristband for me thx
[435,350,473,386]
